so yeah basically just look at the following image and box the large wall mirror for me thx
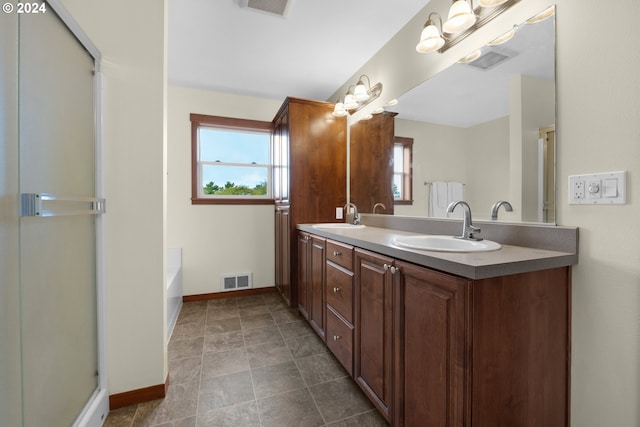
[353,5,556,224]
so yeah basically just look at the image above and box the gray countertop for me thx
[297,223,578,280]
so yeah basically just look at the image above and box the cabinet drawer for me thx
[326,240,353,270]
[326,262,353,324]
[326,307,354,376]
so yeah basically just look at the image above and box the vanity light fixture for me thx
[332,75,383,117]
[353,75,372,101]
[416,13,446,53]
[416,0,520,54]
[332,102,348,117]
[343,88,359,110]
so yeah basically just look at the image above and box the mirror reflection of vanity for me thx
[350,6,556,224]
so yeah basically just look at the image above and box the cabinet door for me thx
[393,261,470,427]
[275,208,291,305]
[471,268,570,427]
[309,236,326,339]
[297,232,310,319]
[354,249,394,421]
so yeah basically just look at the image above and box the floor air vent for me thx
[221,273,252,292]
[239,0,293,18]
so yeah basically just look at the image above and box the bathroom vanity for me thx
[297,217,577,426]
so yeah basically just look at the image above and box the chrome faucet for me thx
[446,200,482,241]
[491,200,513,221]
[373,202,386,214]
[344,202,360,225]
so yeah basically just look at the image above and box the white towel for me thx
[429,181,448,217]
[447,182,464,219]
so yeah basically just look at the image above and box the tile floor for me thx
[104,292,390,427]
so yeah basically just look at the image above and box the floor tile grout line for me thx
[120,296,379,427]
[193,305,205,424]
[193,299,230,424]
[242,299,264,427]
[285,310,331,427]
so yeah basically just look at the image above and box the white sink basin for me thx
[393,235,501,253]
[311,223,366,229]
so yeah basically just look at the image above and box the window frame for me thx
[393,136,414,205]
[190,113,274,205]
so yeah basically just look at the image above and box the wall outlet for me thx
[336,207,343,220]
[569,171,626,204]
[569,176,585,201]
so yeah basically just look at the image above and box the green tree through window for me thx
[203,180,267,196]
[190,114,273,205]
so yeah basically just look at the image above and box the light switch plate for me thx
[569,171,626,204]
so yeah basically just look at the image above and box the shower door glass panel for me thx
[19,7,98,426]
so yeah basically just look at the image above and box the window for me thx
[393,136,413,204]
[191,114,274,205]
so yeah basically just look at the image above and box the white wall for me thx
[342,0,640,425]
[557,1,640,424]
[59,0,167,395]
[394,117,509,220]
[509,75,555,221]
[464,117,510,219]
[167,85,281,296]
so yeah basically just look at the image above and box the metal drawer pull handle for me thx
[19,193,106,217]
[333,287,341,293]
[333,335,341,341]
[390,266,398,274]
[383,263,389,271]
[333,250,341,256]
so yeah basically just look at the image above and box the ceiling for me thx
[168,1,554,128]
[168,0,430,101]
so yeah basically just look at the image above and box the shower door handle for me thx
[19,193,106,217]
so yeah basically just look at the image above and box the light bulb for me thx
[354,82,370,101]
[443,0,476,34]
[416,23,445,53]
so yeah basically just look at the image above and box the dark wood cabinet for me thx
[273,98,347,307]
[297,231,571,427]
[392,262,570,427]
[275,206,290,304]
[309,236,326,339]
[297,232,310,320]
[469,268,570,427]
[393,261,470,427]
[325,240,355,375]
[274,106,291,304]
[354,249,394,422]
[298,232,327,339]
[326,307,354,375]
[349,112,396,214]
